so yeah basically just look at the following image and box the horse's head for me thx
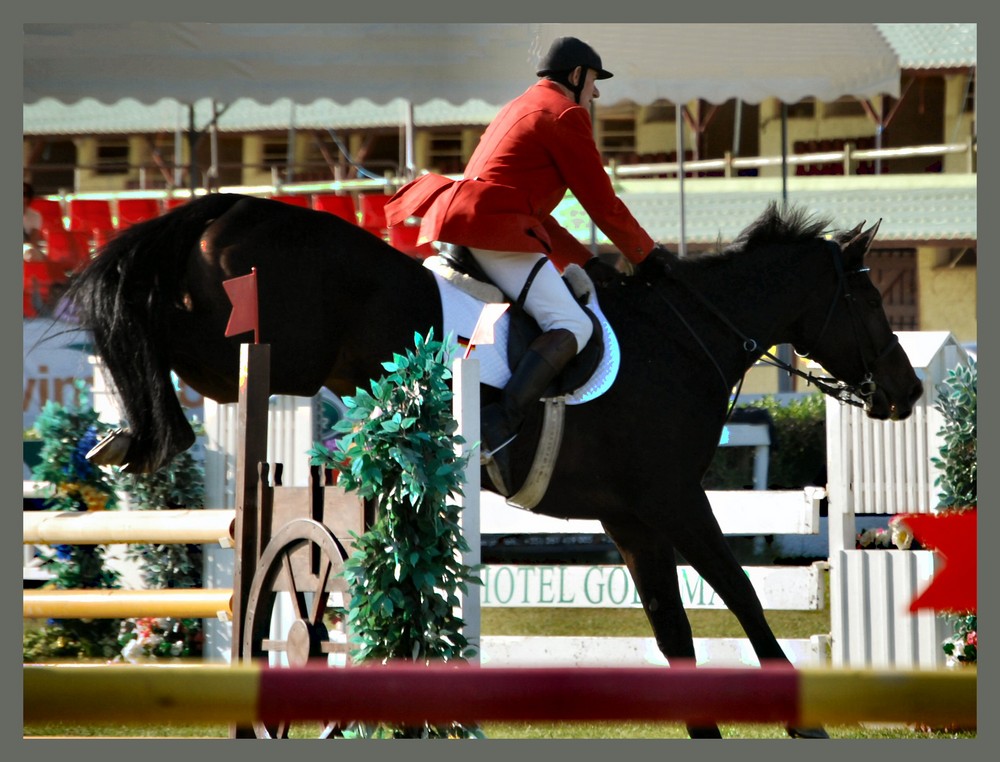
[792,221,923,421]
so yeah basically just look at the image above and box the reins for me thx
[653,238,892,418]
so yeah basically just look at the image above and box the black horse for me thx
[66,194,922,738]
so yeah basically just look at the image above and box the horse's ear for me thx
[843,221,866,241]
[843,219,882,265]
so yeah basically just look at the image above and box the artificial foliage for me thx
[930,357,977,665]
[309,330,483,739]
[932,357,977,511]
[115,447,207,660]
[24,385,122,660]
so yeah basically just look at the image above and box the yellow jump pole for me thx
[23,509,236,546]
[798,667,978,727]
[25,664,260,726]
[23,589,233,619]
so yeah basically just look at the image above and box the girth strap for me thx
[505,395,567,510]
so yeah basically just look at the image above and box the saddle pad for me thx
[431,271,620,405]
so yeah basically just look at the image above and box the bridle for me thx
[655,238,899,417]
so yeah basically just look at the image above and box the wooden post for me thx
[229,343,270,738]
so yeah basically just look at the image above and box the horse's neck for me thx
[664,248,814,378]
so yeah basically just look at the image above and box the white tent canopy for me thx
[23,23,902,253]
[24,22,899,109]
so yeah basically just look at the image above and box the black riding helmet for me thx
[536,36,612,105]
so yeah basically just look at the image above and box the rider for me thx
[385,36,672,494]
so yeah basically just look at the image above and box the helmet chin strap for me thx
[548,67,586,104]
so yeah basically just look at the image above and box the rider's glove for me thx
[636,244,675,281]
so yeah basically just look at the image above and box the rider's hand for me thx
[636,244,675,280]
[584,256,624,288]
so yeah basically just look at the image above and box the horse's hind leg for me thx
[602,518,723,739]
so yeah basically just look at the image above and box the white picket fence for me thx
[825,331,972,669]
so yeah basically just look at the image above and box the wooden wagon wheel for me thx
[242,517,351,739]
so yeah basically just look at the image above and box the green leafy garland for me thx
[116,448,206,661]
[24,383,122,660]
[310,330,483,738]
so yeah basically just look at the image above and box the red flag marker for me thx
[464,303,509,359]
[223,267,259,344]
[900,510,977,614]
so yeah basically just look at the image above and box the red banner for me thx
[900,510,977,614]
[222,268,259,343]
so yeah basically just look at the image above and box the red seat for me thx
[359,194,390,239]
[29,198,65,233]
[43,228,92,274]
[165,197,189,211]
[67,198,115,249]
[116,198,162,228]
[67,198,114,233]
[23,261,66,317]
[312,193,358,224]
[271,194,310,208]
[389,224,434,259]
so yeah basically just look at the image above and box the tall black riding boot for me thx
[482,328,578,495]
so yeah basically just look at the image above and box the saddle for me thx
[430,244,609,510]
[436,243,605,393]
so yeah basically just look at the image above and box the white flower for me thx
[857,528,877,547]
[121,638,145,663]
[890,518,914,550]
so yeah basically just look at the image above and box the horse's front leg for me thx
[657,488,829,740]
[601,517,723,739]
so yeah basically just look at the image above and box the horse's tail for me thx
[66,194,245,473]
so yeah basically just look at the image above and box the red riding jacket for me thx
[384,79,655,271]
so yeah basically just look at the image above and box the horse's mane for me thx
[684,202,834,264]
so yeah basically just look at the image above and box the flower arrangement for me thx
[118,617,203,662]
[942,614,977,667]
[855,517,921,551]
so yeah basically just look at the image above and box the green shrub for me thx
[702,394,827,490]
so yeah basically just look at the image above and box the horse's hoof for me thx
[786,725,830,739]
[687,724,723,739]
[86,428,132,467]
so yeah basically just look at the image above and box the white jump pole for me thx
[452,356,481,663]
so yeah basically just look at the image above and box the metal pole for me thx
[780,103,788,208]
[404,99,416,181]
[676,104,687,256]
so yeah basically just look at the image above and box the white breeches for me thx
[467,247,593,354]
